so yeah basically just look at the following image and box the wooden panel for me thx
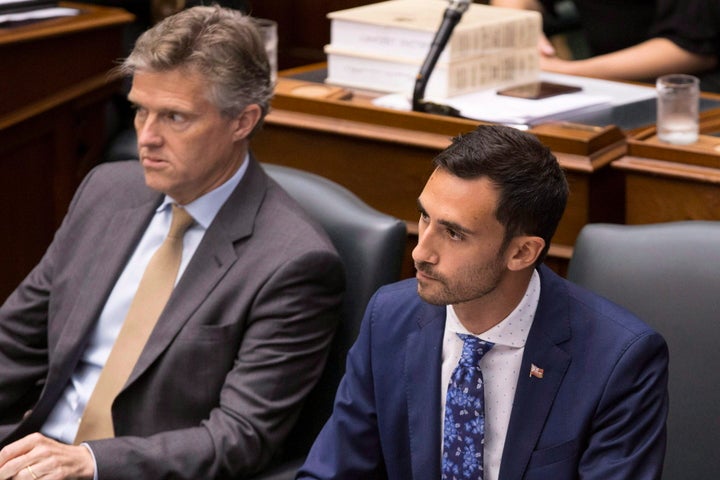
[0,128,57,299]
[253,74,630,276]
[0,2,133,118]
[623,173,720,224]
[0,3,133,301]
[614,114,720,227]
[628,134,720,169]
[614,153,720,225]
[254,122,436,221]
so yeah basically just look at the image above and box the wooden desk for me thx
[0,2,134,300]
[614,121,720,225]
[252,69,628,277]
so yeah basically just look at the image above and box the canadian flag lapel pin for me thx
[529,363,544,379]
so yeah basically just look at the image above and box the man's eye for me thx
[169,113,186,123]
[447,229,462,240]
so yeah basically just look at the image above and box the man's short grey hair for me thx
[117,5,273,131]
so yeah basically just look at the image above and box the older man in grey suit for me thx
[0,6,344,480]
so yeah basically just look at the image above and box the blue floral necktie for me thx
[442,333,495,480]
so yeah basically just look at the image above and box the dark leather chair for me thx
[567,221,720,480]
[252,163,407,479]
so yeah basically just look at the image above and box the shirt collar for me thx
[158,153,249,228]
[446,269,541,348]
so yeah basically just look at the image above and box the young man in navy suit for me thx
[297,124,668,480]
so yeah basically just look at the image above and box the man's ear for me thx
[506,236,545,271]
[231,104,262,141]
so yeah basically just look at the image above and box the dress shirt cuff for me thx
[80,443,99,480]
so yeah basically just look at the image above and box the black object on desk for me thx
[411,0,470,115]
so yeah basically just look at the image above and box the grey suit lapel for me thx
[48,201,158,394]
[406,304,446,480]
[498,267,572,480]
[126,157,268,386]
[127,228,239,385]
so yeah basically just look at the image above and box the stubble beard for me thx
[415,255,506,306]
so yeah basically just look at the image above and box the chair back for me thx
[262,163,407,460]
[567,221,720,480]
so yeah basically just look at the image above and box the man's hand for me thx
[0,433,94,480]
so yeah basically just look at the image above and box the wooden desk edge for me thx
[614,155,720,184]
[272,75,627,158]
[265,108,454,150]
[0,74,118,131]
[0,2,134,45]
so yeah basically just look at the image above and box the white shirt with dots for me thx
[440,269,540,480]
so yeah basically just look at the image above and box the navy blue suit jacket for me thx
[298,266,668,480]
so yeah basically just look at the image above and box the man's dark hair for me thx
[433,124,569,265]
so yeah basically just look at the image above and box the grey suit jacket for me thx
[0,157,345,479]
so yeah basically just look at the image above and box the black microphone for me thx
[412,0,471,115]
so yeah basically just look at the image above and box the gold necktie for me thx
[74,204,195,443]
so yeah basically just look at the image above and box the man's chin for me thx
[143,172,172,195]
[416,284,447,306]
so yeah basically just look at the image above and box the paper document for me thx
[540,72,656,106]
[0,7,78,25]
[372,72,657,126]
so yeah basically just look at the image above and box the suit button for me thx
[22,409,33,420]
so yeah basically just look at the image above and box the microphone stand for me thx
[412,0,470,116]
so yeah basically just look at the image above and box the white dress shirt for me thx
[41,157,249,444]
[440,269,541,480]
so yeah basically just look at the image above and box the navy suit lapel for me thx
[499,267,572,480]
[405,303,446,480]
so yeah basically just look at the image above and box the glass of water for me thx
[656,74,700,145]
[254,18,278,84]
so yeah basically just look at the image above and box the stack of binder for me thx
[325,0,542,98]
